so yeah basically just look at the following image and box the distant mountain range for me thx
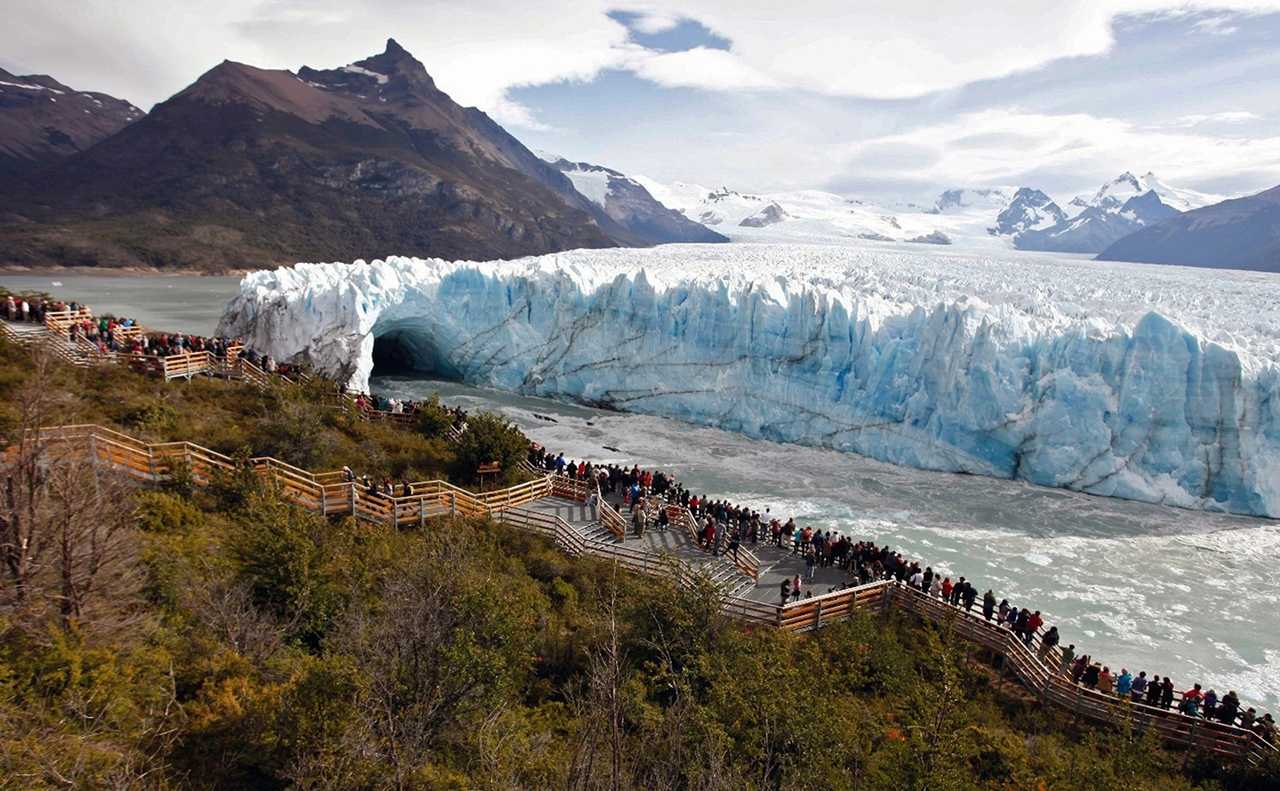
[1011,172,1219,254]
[0,41,717,272]
[1097,184,1280,271]
[0,47,1274,272]
[0,67,143,177]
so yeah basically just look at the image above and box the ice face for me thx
[217,243,1280,517]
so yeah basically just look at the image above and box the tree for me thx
[451,412,528,483]
[0,349,139,634]
[412,393,454,439]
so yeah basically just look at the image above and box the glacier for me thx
[217,243,1280,517]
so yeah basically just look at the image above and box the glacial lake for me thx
[5,269,1277,711]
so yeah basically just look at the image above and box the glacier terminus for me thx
[218,244,1280,518]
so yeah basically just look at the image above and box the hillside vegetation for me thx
[0,338,1276,790]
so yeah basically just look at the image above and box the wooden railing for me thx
[665,503,760,581]
[43,308,93,335]
[884,583,1275,764]
[10,423,1277,764]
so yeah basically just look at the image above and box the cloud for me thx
[829,108,1280,198]
[1194,14,1241,34]
[1167,110,1262,127]
[627,47,781,90]
[622,11,683,34]
[10,1,1280,110]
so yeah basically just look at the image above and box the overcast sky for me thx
[4,1,1280,201]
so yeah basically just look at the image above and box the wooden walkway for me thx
[2,309,1276,766]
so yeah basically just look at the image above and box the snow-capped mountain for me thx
[931,188,1012,214]
[1097,183,1280,272]
[537,154,726,244]
[740,202,788,227]
[990,188,1067,236]
[1014,172,1202,254]
[1070,171,1220,215]
[628,179,1008,249]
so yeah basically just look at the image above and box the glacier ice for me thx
[217,243,1280,517]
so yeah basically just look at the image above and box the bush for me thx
[451,411,528,484]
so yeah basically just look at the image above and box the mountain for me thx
[1096,185,1280,272]
[1012,172,1191,254]
[739,202,788,227]
[989,188,1066,236]
[931,188,1011,214]
[0,68,143,177]
[1070,171,1219,215]
[537,154,726,244]
[0,40,627,271]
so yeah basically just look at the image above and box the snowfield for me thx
[218,243,1280,517]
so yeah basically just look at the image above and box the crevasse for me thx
[217,246,1280,517]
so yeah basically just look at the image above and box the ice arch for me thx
[218,251,1280,517]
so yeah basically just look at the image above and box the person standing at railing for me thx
[1160,677,1175,709]
[1039,626,1060,661]
[1024,610,1043,645]
[982,589,996,620]
[791,574,802,603]
[1203,688,1218,720]
[1116,668,1133,697]
[1058,644,1075,677]
[1097,667,1115,694]
[1129,670,1147,701]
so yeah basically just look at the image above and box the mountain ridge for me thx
[0,40,693,271]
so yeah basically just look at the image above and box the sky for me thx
[4,0,1280,202]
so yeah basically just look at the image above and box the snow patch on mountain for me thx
[559,166,612,207]
[218,246,1280,518]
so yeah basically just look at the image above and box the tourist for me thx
[1145,675,1162,706]
[1181,684,1204,717]
[1024,610,1043,646]
[997,598,1010,623]
[1082,662,1101,689]
[1130,671,1148,702]
[1218,690,1241,725]
[909,567,924,590]
[962,582,978,613]
[982,589,996,621]
[1097,666,1114,694]
[1058,643,1075,676]
[1038,626,1060,662]
[1203,688,1218,721]
[632,501,647,538]
[780,577,791,605]
[791,574,802,603]
[1160,677,1175,710]
[1256,714,1276,744]
[941,577,953,602]
[1116,668,1133,697]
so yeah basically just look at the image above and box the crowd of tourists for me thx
[524,442,1276,744]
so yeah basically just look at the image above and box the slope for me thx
[1096,185,1280,272]
[0,40,617,271]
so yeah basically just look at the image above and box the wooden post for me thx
[814,600,823,630]
[419,497,426,527]
[320,485,327,515]
[450,491,456,518]
[348,483,356,515]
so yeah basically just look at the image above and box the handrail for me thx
[7,422,1277,764]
